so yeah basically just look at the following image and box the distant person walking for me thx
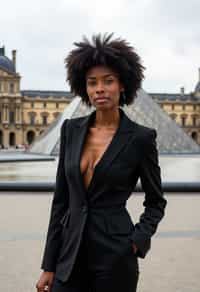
[36,33,167,292]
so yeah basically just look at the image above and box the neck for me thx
[93,107,120,128]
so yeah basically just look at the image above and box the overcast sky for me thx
[0,0,199,94]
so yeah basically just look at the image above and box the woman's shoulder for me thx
[132,121,157,140]
[61,116,84,126]
[61,115,89,131]
[131,122,158,154]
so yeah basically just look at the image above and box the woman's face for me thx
[86,65,124,110]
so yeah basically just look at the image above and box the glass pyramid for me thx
[29,89,200,155]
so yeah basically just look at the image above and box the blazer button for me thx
[82,205,88,213]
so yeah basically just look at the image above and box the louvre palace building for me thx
[0,46,200,148]
[0,47,73,148]
[150,72,200,145]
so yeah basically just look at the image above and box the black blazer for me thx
[41,108,167,283]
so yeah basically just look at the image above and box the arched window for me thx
[9,132,15,146]
[27,131,35,144]
[191,131,197,141]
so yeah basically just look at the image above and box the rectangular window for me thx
[9,111,15,124]
[30,115,35,125]
[10,83,14,93]
[16,107,20,121]
[182,117,186,126]
[42,116,47,125]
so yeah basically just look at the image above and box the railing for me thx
[0,182,200,192]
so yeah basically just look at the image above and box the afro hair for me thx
[65,33,145,106]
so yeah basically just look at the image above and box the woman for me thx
[36,33,167,292]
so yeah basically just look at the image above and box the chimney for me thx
[180,87,185,96]
[0,46,5,56]
[12,50,16,71]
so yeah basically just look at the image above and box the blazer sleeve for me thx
[41,119,69,272]
[131,129,167,258]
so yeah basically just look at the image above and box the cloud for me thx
[0,0,199,93]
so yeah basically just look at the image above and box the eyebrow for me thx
[86,74,115,80]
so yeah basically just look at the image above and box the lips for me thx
[94,97,109,102]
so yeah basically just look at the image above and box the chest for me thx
[66,123,142,192]
[80,128,116,174]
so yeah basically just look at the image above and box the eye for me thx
[104,79,114,85]
[87,80,96,86]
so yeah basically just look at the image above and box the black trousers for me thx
[52,235,139,292]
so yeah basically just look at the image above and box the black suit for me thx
[41,108,167,290]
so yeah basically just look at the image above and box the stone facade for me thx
[0,47,72,148]
[150,70,200,145]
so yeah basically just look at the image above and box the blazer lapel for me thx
[69,112,92,202]
[69,108,136,198]
[87,108,136,194]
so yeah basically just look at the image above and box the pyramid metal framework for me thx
[29,89,200,155]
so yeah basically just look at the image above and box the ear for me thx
[119,81,124,92]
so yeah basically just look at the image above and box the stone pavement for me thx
[0,192,199,292]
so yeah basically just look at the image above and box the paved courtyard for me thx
[0,192,199,292]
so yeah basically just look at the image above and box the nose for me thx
[96,81,104,94]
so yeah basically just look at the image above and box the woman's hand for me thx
[132,243,138,254]
[36,271,55,292]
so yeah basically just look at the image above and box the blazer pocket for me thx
[105,211,134,235]
[60,210,70,228]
